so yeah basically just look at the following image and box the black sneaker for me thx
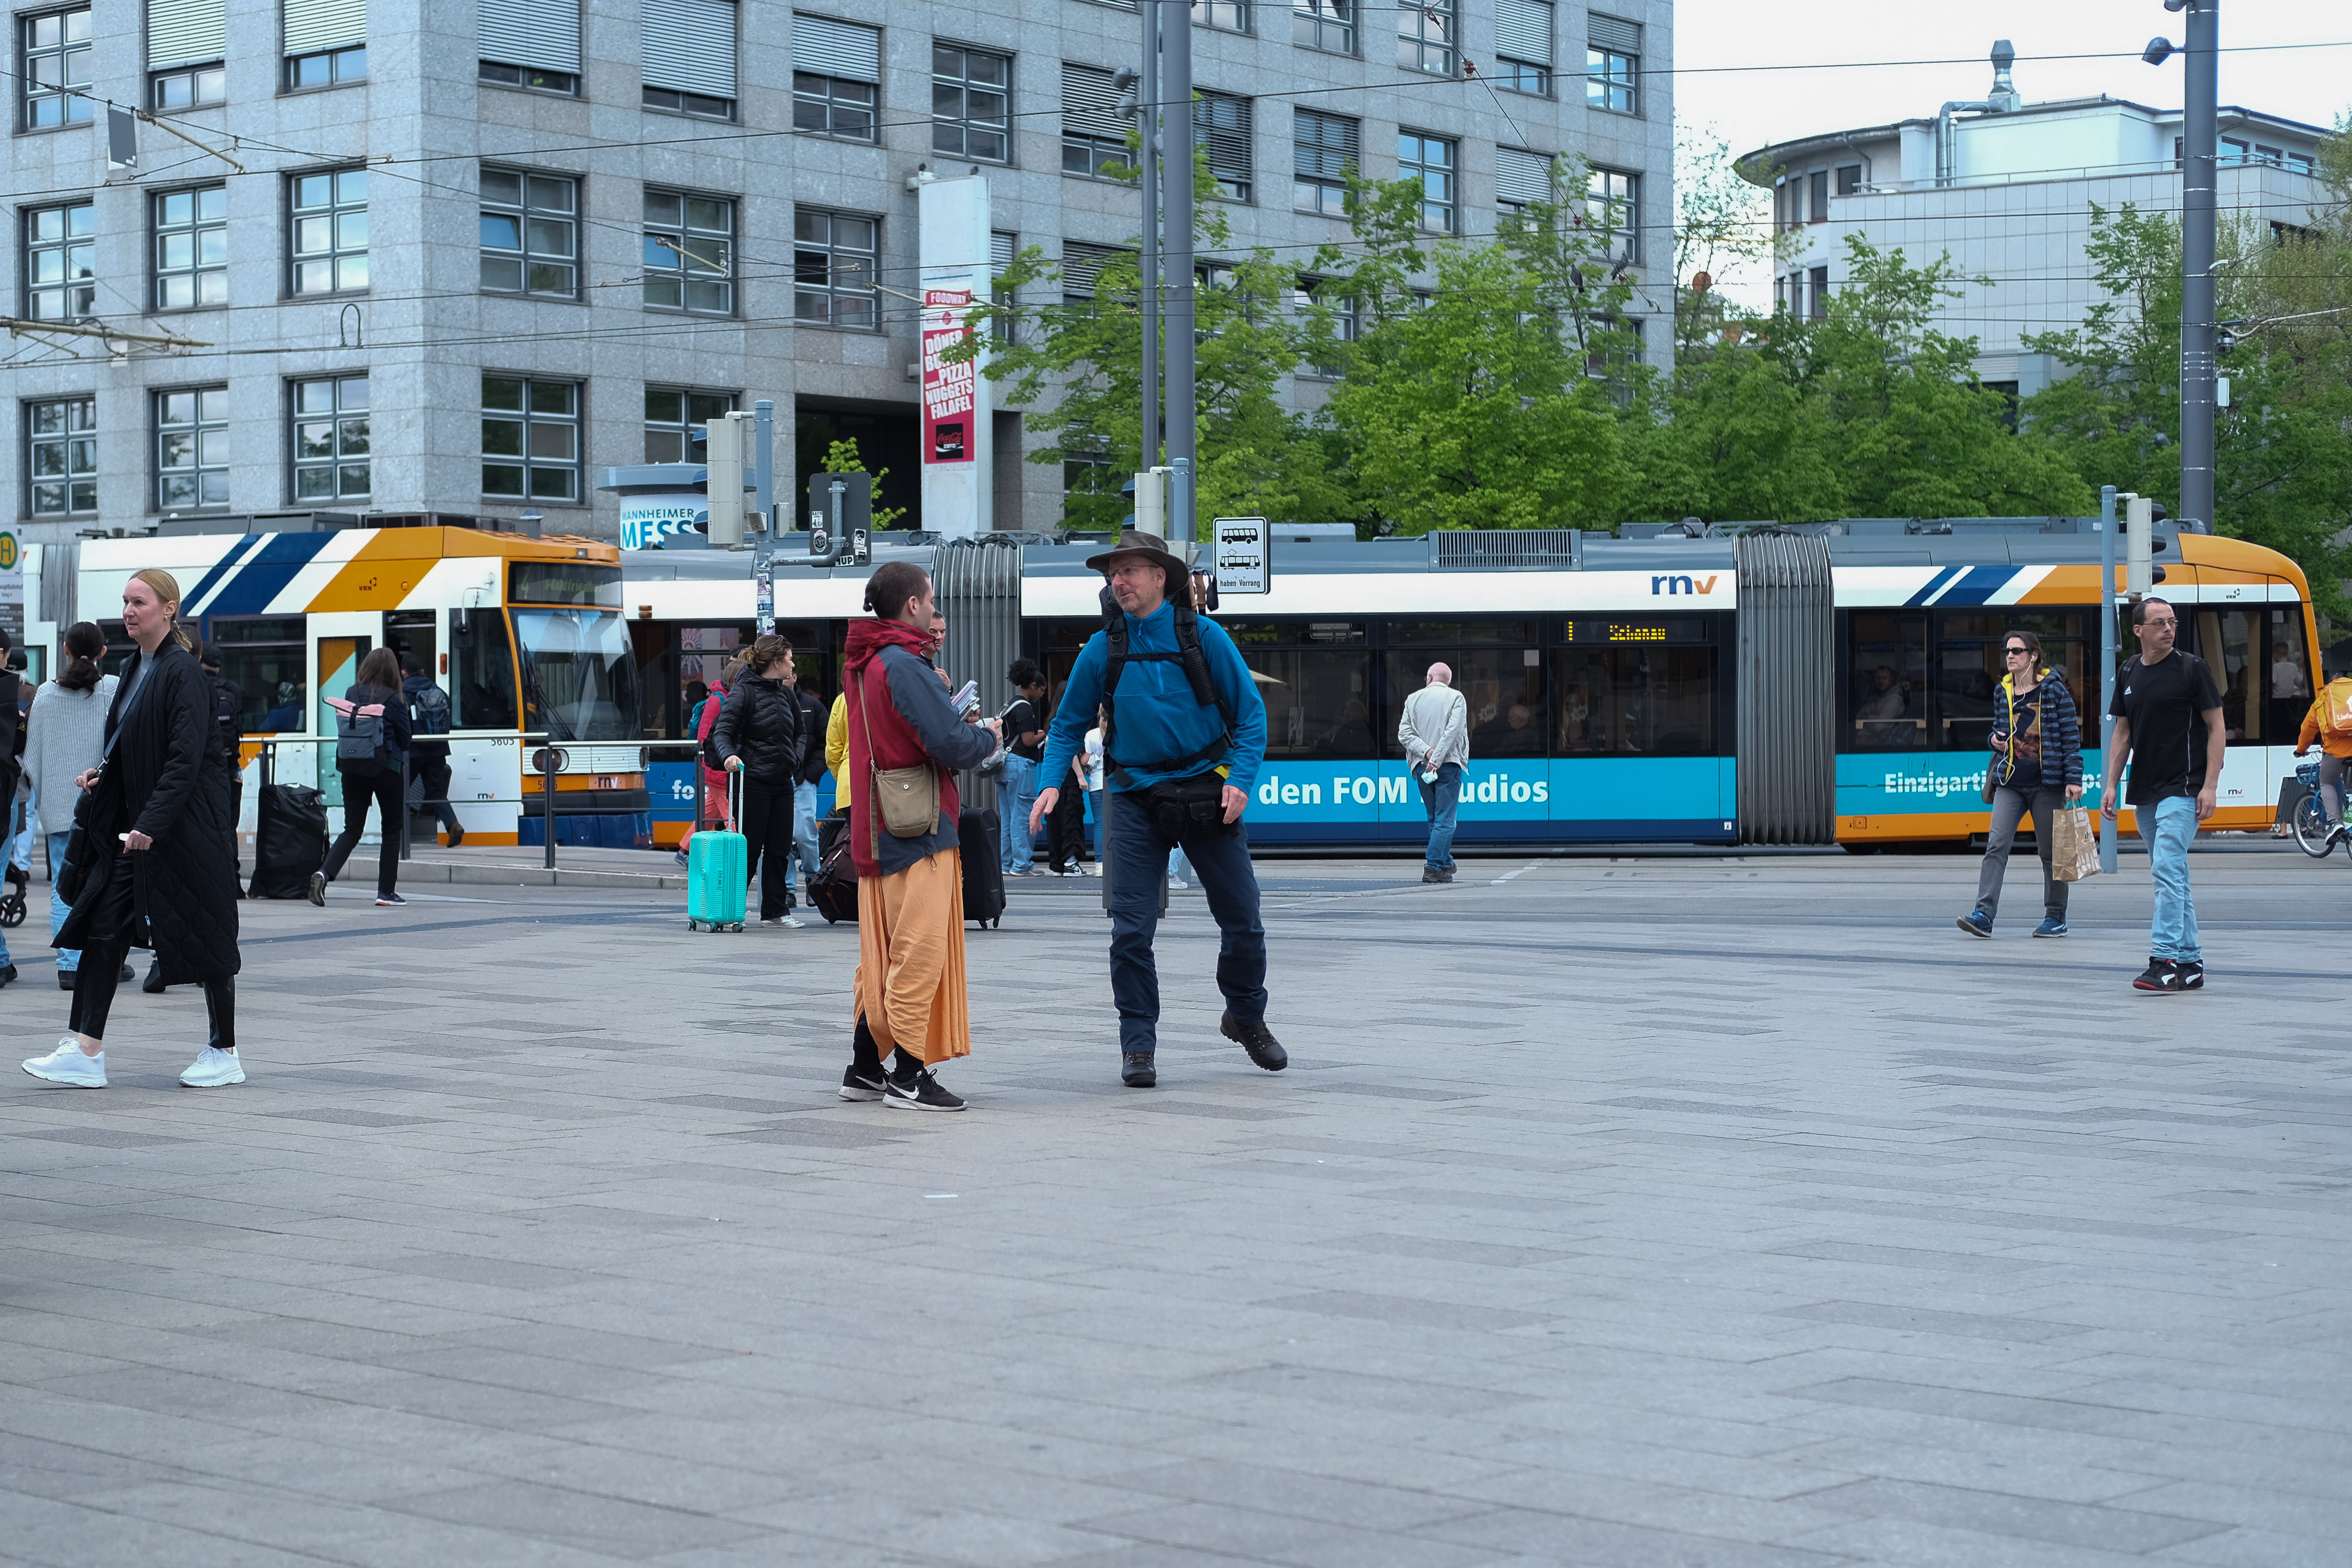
[0,964,15,988]
[306,871,327,907]
[1122,1051,1157,1088]
[883,1068,967,1112]
[1220,1011,1288,1072]
[142,961,166,994]
[839,1063,886,1102]
[1421,867,1444,884]
[2133,957,2183,992]
[2175,960,2205,990]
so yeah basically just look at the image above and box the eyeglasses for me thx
[2003,646,2030,656]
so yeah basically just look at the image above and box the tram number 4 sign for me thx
[1213,517,1270,596]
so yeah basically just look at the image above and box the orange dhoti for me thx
[852,848,970,1065]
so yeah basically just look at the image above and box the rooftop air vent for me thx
[1428,529,1582,570]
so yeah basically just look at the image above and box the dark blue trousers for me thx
[1106,786,1269,1056]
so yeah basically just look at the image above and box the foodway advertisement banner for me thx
[920,289,976,466]
[915,176,992,537]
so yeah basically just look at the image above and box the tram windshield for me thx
[514,608,642,741]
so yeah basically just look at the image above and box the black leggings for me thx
[325,763,404,898]
[739,779,795,920]
[68,856,236,1049]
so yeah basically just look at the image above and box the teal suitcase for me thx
[687,774,747,932]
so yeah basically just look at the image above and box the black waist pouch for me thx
[1144,772,1233,842]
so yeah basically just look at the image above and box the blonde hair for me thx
[128,567,198,653]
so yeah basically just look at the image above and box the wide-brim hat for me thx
[1084,528,1188,580]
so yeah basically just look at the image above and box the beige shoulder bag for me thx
[856,664,940,840]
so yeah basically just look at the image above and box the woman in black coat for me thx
[313,645,413,907]
[712,634,808,927]
[23,568,245,1091]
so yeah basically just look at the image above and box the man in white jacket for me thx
[1397,663,1470,883]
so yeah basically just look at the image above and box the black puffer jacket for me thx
[711,673,806,788]
[56,639,241,983]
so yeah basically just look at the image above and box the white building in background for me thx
[1737,42,2330,400]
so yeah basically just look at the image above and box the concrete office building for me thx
[1739,43,2328,400]
[3,0,1674,566]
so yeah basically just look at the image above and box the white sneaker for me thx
[179,1046,245,1088]
[23,1038,106,1088]
[1168,877,1189,890]
[762,913,806,929]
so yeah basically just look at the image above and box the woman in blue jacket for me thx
[1958,630,2084,939]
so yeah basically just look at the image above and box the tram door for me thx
[315,632,370,811]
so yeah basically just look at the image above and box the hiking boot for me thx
[839,1063,886,1102]
[1122,1052,1157,1088]
[22,1038,105,1087]
[1956,909,1993,939]
[883,1068,967,1113]
[2133,957,2184,992]
[2033,918,2068,938]
[2175,960,2206,990]
[1422,866,1445,884]
[1221,1011,1288,1072]
[179,1046,245,1088]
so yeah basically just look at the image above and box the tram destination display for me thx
[1559,616,1712,644]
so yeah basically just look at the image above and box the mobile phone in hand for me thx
[952,679,979,716]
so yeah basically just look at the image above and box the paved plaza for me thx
[1,843,2346,1567]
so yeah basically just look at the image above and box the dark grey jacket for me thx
[865,645,999,878]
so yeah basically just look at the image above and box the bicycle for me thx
[2291,758,2346,858]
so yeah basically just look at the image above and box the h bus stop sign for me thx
[1213,516,1270,595]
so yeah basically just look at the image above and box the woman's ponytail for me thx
[59,621,103,692]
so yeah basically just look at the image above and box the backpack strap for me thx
[1098,603,1237,785]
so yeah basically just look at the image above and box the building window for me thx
[480,169,579,299]
[1293,0,1351,55]
[153,186,228,311]
[643,0,737,120]
[480,59,577,94]
[1496,146,1552,211]
[1294,109,1357,215]
[1808,265,1829,320]
[20,8,93,129]
[1195,90,1253,202]
[1496,0,1552,96]
[1397,0,1454,75]
[2287,150,2315,176]
[1398,130,1455,234]
[643,190,734,315]
[644,386,736,464]
[1808,169,1828,222]
[1292,277,1356,376]
[1062,63,1128,178]
[932,44,1010,164]
[1193,1,1247,32]
[24,202,95,321]
[793,208,878,329]
[1059,242,1129,304]
[155,386,229,512]
[1588,167,1637,260]
[1586,13,1639,115]
[291,374,370,501]
[289,168,367,296]
[642,85,732,118]
[482,376,580,502]
[991,229,1017,343]
[792,14,880,141]
[152,62,225,110]
[1835,164,1863,196]
[26,396,96,517]
[288,45,366,88]
[2219,137,2248,165]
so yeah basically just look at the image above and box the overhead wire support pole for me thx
[1161,0,1197,546]
[1,317,208,349]
[2178,0,2219,534]
[1139,0,1160,473]
[2098,485,2119,875]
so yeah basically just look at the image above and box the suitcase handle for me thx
[729,764,741,828]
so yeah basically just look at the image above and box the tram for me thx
[25,517,647,848]
[621,517,2321,852]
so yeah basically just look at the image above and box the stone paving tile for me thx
[2,855,2347,1566]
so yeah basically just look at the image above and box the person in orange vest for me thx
[2296,651,2352,847]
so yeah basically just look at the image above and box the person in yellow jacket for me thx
[2296,657,2352,844]
[825,690,851,812]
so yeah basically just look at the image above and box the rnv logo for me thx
[1650,574,1719,596]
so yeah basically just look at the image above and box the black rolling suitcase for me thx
[959,806,1005,929]
[248,742,329,899]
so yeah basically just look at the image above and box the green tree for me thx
[814,437,906,531]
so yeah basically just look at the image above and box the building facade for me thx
[3,0,1674,559]
[1739,43,2327,400]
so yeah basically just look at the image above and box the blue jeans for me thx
[999,754,1037,874]
[1419,762,1462,871]
[785,781,820,894]
[2148,793,2202,963]
[1106,786,1268,1056]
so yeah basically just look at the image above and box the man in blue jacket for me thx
[1032,530,1284,1088]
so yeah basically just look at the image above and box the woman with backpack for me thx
[21,569,245,1089]
[311,646,412,908]
[712,635,808,928]
[1957,629,2083,939]
[20,621,132,991]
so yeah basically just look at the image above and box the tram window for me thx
[1389,619,1538,646]
[1221,620,1365,646]
[516,608,644,742]
[1384,648,1543,758]
[509,562,622,608]
[1245,650,1378,759]
[207,616,307,733]
[451,608,518,729]
[1551,647,1716,756]
[1938,611,2092,754]
[1847,611,1926,750]
[2199,607,2306,746]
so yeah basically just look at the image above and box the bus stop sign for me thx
[1213,516,1269,595]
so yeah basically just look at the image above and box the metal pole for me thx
[2099,485,2118,874]
[542,746,558,871]
[752,397,775,524]
[1138,1,1160,470]
[1161,0,1195,544]
[2179,0,2218,532]
[399,754,412,862]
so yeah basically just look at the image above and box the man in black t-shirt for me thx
[2102,597,2226,993]
[999,660,1049,876]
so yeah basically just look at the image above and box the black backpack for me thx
[410,681,452,736]
[1098,589,1235,783]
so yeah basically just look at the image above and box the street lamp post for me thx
[2147,0,2218,532]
